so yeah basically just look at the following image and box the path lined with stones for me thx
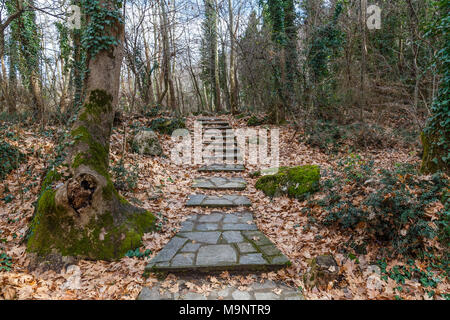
[139,118,303,300]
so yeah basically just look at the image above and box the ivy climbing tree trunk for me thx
[283,0,296,111]
[266,0,287,124]
[420,0,449,174]
[26,0,155,266]
[14,0,45,122]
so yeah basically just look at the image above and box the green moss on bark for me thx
[41,170,62,191]
[79,89,113,122]
[71,126,109,175]
[255,165,320,199]
[27,190,156,260]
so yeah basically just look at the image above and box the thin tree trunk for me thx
[160,0,176,110]
[228,0,238,114]
[359,0,367,121]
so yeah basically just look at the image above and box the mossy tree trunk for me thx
[27,0,155,265]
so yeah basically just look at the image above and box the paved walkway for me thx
[145,212,290,273]
[139,118,301,300]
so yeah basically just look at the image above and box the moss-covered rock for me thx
[255,165,320,199]
[150,118,185,135]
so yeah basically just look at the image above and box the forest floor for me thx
[0,115,448,300]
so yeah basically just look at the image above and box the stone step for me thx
[201,121,230,126]
[202,126,233,130]
[202,148,241,153]
[197,118,224,121]
[145,212,291,273]
[206,142,238,146]
[202,148,241,154]
[203,156,243,162]
[203,130,235,135]
[203,135,236,140]
[186,194,251,207]
[192,177,247,190]
[138,279,303,300]
[198,164,245,172]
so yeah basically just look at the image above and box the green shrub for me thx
[247,115,265,126]
[0,140,25,181]
[304,120,344,153]
[312,160,448,257]
[149,118,186,135]
[111,159,139,192]
[0,252,12,271]
[144,107,160,118]
[304,121,396,153]
[338,153,374,183]
[125,248,152,259]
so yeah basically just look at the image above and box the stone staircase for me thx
[145,118,291,274]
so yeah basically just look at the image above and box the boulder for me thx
[255,165,320,199]
[303,254,339,289]
[132,130,163,156]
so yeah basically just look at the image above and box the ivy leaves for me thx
[422,0,450,171]
[0,252,12,272]
[80,0,124,58]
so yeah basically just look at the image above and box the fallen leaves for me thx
[0,116,446,300]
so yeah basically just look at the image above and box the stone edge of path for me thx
[198,164,245,172]
[137,279,304,300]
[186,194,252,207]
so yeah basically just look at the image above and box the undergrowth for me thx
[0,140,26,181]
[304,155,449,258]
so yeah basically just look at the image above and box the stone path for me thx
[145,212,289,273]
[140,118,298,300]
[138,279,303,300]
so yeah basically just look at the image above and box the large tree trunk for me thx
[27,1,155,266]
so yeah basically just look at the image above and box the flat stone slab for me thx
[207,142,238,147]
[202,148,241,154]
[145,212,291,273]
[203,155,243,162]
[200,120,230,126]
[138,279,303,300]
[192,177,247,190]
[186,194,251,207]
[203,126,233,130]
[198,164,245,172]
[197,118,226,122]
